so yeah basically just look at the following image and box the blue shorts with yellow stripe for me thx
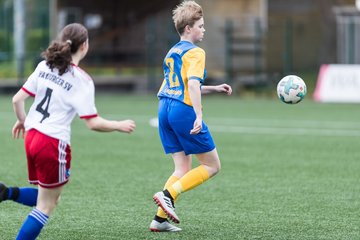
[158,97,215,155]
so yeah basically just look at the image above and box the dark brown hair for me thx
[41,23,88,75]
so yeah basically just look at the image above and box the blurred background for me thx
[0,0,358,96]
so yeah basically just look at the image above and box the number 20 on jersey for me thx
[166,58,180,88]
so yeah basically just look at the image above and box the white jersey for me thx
[22,61,98,144]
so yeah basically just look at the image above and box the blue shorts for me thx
[158,97,215,155]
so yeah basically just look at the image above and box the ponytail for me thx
[41,23,88,76]
[41,41,72,75]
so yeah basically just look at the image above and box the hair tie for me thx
[66,39,72,45]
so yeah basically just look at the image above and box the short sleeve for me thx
[73,80,98,119]
[22,61,44,96]
[184,48,206,83]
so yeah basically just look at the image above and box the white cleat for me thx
[149,220,182,232]
[153,191,180,224]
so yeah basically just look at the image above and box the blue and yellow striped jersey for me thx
[157,41,206,106]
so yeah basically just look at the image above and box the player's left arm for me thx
[12,89,31,139]
[201,84,232,95]
[186,48,232,96]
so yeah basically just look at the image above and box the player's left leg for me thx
[151,152,191,231]
[155,152,191,219]
[154,149,220,223]
[161,106,219,202]
[16,185,63,240]
[0,182,38,207]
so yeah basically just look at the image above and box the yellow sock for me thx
[156,175,180,219]
[167,165,210,200]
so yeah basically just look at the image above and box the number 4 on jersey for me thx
[36,88,53,123]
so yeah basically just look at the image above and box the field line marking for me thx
[210,125,360,137]
[149,117,360,137]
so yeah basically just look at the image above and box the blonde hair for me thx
[172,1,203,36]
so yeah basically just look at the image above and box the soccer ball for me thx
[277,75,307,104]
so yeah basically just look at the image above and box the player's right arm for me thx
[186,48,205,135]
[188,80,203,135]
[84,116,136,134]
[12,89,31,139]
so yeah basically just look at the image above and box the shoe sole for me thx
[149,228,161,232]
[153,196,180,224]
[149,228,181,232]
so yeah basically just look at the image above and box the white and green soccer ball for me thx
[277,75,307,104]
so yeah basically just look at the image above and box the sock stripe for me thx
[29,209,48,226]
[16,209,48,240]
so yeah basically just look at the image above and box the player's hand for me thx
[12,120,25,139]
[119,120,136,133]
[190,118,202,135]
[217,84,232,95]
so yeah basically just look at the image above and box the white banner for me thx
[313,64,360,103]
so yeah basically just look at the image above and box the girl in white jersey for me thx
[0,23,136,239]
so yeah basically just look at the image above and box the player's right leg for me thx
[195,148,221,177]
[149,218,182,232]
[0,182,38,207]
[162,99,218,201]
[16,185,63,240]
[16,129,71,239]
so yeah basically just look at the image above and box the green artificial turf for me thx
[0,93,359,239]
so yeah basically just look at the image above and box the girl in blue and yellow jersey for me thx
[150,1,232,232]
